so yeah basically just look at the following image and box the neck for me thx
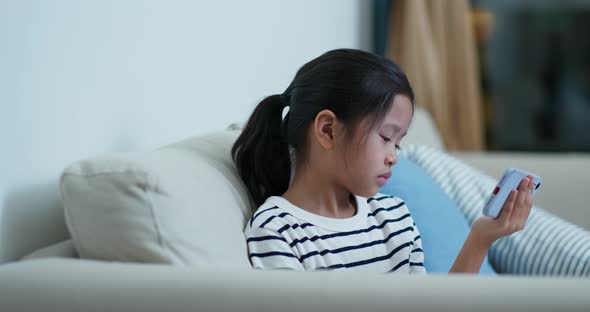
[282,162,356,219]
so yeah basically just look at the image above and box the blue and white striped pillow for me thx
[399,144,590,276]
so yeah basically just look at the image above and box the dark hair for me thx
[232,49,414,207]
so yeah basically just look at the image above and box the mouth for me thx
[377,171,392,185]
[379,171,392,179]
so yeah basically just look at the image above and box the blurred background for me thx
[375,0,590,152]
[477,0,590,152]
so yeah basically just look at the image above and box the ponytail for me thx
[232,94,291,207]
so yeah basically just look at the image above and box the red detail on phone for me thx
[493,186,500,195]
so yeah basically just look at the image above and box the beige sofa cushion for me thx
[60,130,253,269]
[22,240,78,260]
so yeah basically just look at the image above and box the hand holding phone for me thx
[483,168,541,218]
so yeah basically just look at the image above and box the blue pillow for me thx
[379,156,496,275]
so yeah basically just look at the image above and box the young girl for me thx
[232,49,534,274]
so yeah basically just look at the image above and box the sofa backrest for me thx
[60,130,254,269]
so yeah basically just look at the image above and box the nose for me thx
[386,150,397,167]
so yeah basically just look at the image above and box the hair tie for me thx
[281,106,290,122]
[280,92,291,122]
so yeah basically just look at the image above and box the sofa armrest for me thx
[1,259,589,311]
[452,151,590,230]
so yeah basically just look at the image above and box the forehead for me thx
[349,94,413,142]
[380,94,413,131]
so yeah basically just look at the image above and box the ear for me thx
[313,109,337,150]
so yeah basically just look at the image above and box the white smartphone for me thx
[483,168,542,218]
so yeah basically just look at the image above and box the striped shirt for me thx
[245,193,426,274]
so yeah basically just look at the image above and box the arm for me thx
[449,176,535,274]
[409,224,427,274]
[245,226,305,271]
[449,230,492,273]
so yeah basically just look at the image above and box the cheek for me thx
[340,136,382,175]
[366,139,386,162]
[339,147,367,175]
[354,146,382,173]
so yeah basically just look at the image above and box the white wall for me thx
[0,0,372,262]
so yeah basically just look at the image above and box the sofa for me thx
[1,106,589,311]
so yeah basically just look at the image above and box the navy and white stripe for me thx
[401,144,590,277]
[245,194,426,274]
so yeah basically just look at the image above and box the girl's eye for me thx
[380,135,391,143]
[395,144,401,151]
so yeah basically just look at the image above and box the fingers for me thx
[498,189,517,224]
[524,177,534,220]
[511,176,534,229]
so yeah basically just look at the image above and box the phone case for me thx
[483,168,542,218]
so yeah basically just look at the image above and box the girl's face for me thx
[339,95,413,198]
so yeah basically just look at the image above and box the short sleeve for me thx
[245,226,305,271]
[409,223,427,274]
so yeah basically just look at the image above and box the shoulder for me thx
[245,197,293,233]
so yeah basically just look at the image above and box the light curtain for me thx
[387,0,484,150]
